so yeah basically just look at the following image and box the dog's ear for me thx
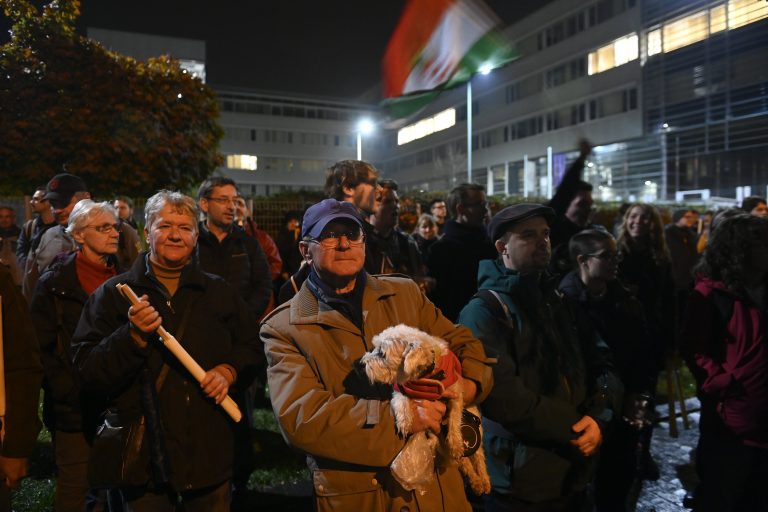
[402,342,435,379]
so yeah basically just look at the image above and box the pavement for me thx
[244,398,703,512]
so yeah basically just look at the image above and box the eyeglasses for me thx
[586,251,623,262]
[87,223,120,234]
[31,197,48,203]
[309,230,365,249]
[205,196,241,206]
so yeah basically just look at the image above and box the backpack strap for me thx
[475,289,515,333]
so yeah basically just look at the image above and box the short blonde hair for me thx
[144,190,198,233]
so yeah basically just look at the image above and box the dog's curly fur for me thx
[361,324,491,495]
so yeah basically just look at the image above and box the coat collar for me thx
[288,272,397,333]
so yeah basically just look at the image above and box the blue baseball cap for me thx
[301,199,363,239]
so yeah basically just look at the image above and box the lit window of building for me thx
[397,108,456,145]
[663,10,709,53]
[226,154,258,170]
[588,33,638,75]
[729,0,768,29]
[710,4,727,33]
[647,29,663,56]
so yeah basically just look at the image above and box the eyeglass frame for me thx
[307,229,366,249]
[85,223,120,234]
[585,250,623,262]
[204,196,242,206]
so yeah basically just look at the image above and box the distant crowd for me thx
[0,143,766,512]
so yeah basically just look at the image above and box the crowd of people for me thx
[0,149,766,512]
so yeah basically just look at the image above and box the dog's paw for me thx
[391,392,413,435]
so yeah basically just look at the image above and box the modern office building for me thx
[376,0,768,202]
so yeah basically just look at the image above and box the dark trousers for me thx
[695,430,768,512]
[483,491,586,512]
[594,422,640,511]
[120,480,230,512]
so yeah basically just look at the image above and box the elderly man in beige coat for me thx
[261,198,493,512]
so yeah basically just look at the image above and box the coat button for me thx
[317,484,324,492]
[399,507,410,512]
[371,478,377,486]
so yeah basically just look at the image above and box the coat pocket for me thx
[313,469,384,512]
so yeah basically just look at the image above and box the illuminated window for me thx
[226,154,258,170]
[710,4,727,33]
[729,0,768,30]
[663,10,709,53]
[588,33,638,75]
[647,29,662,56]
[397,108,456,145]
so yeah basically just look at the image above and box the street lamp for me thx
[356,118,374,160]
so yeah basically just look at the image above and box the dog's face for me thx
[361,324,448,384]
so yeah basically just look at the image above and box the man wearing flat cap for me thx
[261,198,493,511]
[458,203,618,511]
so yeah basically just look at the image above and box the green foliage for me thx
[0,0,223,196]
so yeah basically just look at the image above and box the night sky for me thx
[2,0,548,99]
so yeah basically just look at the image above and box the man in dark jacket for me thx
[548,140,597,278]
[458,204,618,511]
[196,177,272,321]
[368,180,423,278]
[17,187,57,297]
[427,183,496,321]
[71,191,262,510]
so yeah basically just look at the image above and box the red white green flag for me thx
[382,0,517,119]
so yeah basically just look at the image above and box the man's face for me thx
[347,172,381,216]
[52,195,80,226]
[676,211,698,228]
[751,202,768,218]
[430,201,447,224]
[0,209,14,230]
[114,199,133,221]
[31,190,50,215]
[581,239,620,282]
[496,216,551,273]
[565,190,593,227]
[72,211,120,258]
[459,190,490,228]
[300,219,365,284]
[373,188,399,234]
[200,184,239,230]
[146,204,198,268]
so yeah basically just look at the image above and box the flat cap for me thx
[488,203,555,241]
[302,198,363,239]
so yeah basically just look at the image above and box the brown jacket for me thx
[261,274,493,512]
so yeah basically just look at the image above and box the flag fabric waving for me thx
[382,0,517,120]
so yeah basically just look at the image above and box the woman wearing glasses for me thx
[559,228,656,511]
[30,200,121,511]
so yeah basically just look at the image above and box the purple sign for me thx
[552,153,567,187]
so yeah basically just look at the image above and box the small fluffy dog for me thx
[361,324,491,495]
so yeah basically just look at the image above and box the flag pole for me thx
[467,79,472,182]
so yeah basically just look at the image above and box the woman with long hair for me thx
[681,214,768,511]
[616,203,676,480]
[411,213,439,264]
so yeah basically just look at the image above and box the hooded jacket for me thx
[458,259,615,502]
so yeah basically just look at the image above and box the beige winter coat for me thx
[261,273,492,512]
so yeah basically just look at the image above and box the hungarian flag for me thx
[382,0,517,120]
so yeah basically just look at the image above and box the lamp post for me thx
[356,118,374,160]
[467,63,497,182]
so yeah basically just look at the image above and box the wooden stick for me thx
[116,283,242,423]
